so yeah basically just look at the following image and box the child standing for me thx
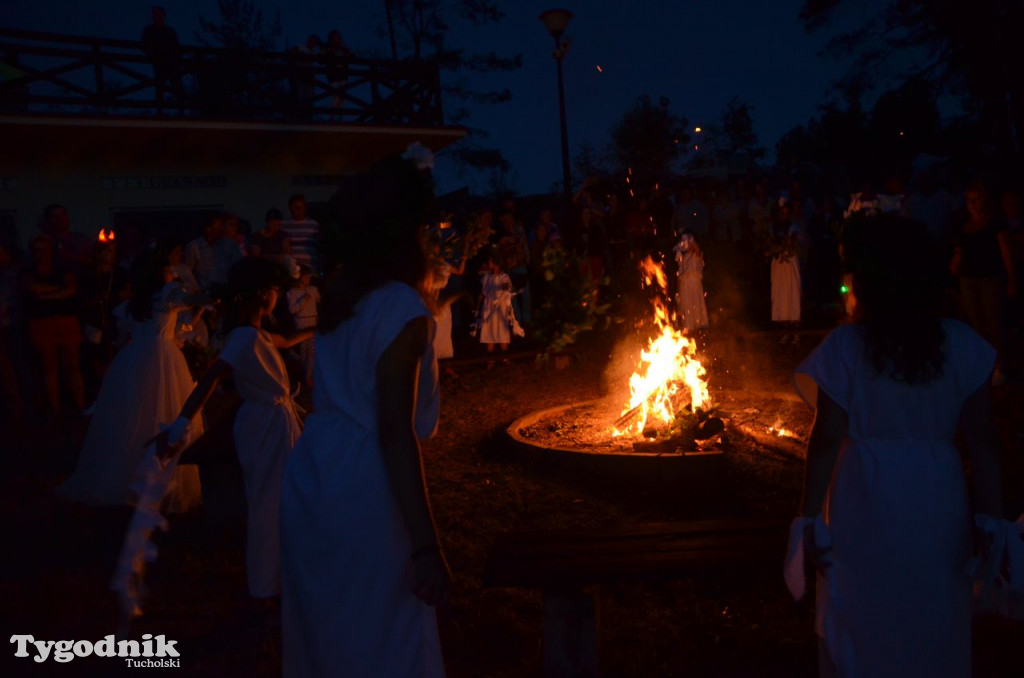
[769,199,802,343]
[156,258,312,619]
[476,251,523,362]
[287,265,319,388]
[673,231,709,331]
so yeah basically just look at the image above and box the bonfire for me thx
[611,257,722,447]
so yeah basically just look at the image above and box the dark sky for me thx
[4,0,868,195]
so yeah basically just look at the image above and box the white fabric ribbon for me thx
[110,422,190,621]
[784,514,831,600]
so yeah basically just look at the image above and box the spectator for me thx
[951,182,1016,385]
[289,34,322,115]
[39,204,92,275]
[185,214,235,291]
[141,6,182,110]
[251,208,292,261]
[286,265,319,388]
[281,194,320,273]
[20,235,84,420]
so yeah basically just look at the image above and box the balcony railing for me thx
[0,28,445,126]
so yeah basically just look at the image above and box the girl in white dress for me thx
[59,250,203,513]
[787,216,1004,678]
[155,258,312,612]
[476,252,523,359]
[280,157,450,677]
[770,200,802,342]
[673,232,709,331]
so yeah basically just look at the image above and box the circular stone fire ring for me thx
[505,398,727,484]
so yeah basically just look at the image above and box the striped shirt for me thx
[281,218,319,271]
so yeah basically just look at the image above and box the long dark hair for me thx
[848,214,946,384]
[126,249,169,322]
[217,257,291,333]
[318,156,434,333]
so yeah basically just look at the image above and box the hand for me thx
[803,521,831,574]
[411,547,451,608]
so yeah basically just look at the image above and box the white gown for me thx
[676,251,708,330]
[771,254,801,322]
[219,326,303,598]
[281,281,442,678]
[793,319,995,678]
[58,282,202,512]
[478,271,516,345]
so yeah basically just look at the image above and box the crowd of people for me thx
[0,193,323,427]
[0,146,1019,675]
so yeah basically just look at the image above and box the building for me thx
[0,28,465,249]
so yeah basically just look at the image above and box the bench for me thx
[483,516,789,677]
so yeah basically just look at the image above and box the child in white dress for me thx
[287,265,320,388]
[476,252,523,360]
[156,258,312,614]
[673,232,709,331]
[59,250,203,513]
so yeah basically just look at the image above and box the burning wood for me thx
[611,257,712,440]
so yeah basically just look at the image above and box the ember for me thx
[612,257,711,438]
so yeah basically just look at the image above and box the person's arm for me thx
[151,359,232,460]
[268,329,313,349]
[281,236,292,255]
[961,381,1003,517]
[377,315,450,606]
[801,389,848,517]
[34,271,77,300]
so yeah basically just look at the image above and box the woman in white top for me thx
[155,258,312,612]
[281,157,450,677]
[789,215,1004,677]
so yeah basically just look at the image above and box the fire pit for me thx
[504,257,812,484]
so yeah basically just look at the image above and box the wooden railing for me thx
[0,28,445,126]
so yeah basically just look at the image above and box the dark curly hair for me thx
[318,155,434,333]
[847,214,946,384]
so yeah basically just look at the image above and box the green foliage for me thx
[531,245,613,361]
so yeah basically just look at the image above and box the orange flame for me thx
[97,229,115,242]
[613,257,710,437]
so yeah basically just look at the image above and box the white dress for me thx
[793,319,995,678]
[219,326,303,598]
[432,262,454,360]
[676,251,709,330]
[281,281,442,677]
[478,271,517,345]
[771,226,801,322]
[59,282,202,512]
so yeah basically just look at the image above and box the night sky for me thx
[4,0,870,195]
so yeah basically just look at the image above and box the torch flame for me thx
[613,257,710,437]
[98,229,115,242]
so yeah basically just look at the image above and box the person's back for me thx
[790,214,1000,678]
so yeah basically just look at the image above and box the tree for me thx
[717,97,765,162]
[381,1,522,182]
[607,95,690,192]
[799,0,1024,159]
[196,0,282,51]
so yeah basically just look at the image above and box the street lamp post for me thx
[540,9,574,201]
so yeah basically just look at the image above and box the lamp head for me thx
[539,9,574,40]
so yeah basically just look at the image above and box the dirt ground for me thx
[2,323,1023,677]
